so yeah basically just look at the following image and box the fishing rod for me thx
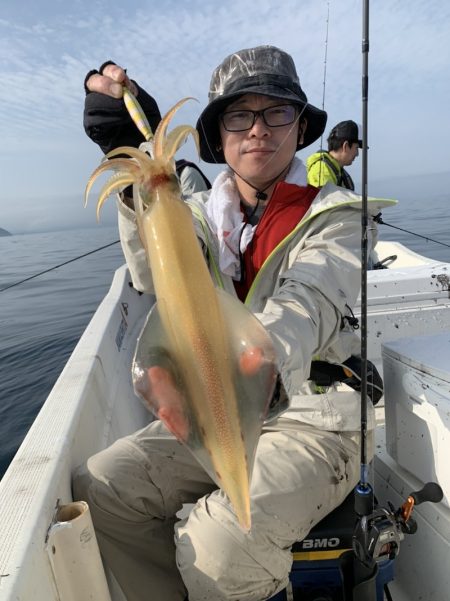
[354,0,371,510]
[321,0,331,123]
[341,4,444,599]
[0,239,120,293]
[341,2,379,591]
[317,0,331,184]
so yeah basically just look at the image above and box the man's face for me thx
[219,94,302,189]
[342,141,360,166]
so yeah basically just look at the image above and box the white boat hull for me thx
[0,265,152,600]
[375,428,450,601]
[1,241,450,600]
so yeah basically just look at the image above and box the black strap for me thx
[340,168,355,191]
[309,152,341,183]
[319,152,342,184]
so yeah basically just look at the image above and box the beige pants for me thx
[73,418,364,601]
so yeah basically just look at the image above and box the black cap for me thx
[196,45,327,163]
[328,120,363,148]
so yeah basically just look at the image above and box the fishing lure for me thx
[85,89,276,530]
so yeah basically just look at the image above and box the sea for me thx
[1,193,449,480]
[0,226,124,478]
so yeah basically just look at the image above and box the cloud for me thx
[0,0,450,233]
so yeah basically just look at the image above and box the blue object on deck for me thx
[269,557,394,600]
[268,491,395,600]
[186,555,393,601]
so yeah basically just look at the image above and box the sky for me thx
[0,0,449,234]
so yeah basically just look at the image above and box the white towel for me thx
[205,158,307,279]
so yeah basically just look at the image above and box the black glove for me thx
[309,356,384,405]
[83,61,162,155]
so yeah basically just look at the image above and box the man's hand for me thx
[143,346,271,442]
[239,347,266,376]
[146,366,190,442]
[85,62,138,98]
[83,62,161,155]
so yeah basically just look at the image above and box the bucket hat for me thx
[196,45,327,163]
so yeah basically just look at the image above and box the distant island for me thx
[0,227,11,237]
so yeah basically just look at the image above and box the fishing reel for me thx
[352,482,443,566]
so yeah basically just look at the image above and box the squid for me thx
[85,90,276,531]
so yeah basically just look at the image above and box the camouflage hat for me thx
[196,45,327,163]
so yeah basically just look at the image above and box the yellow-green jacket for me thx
[307,151,354,190]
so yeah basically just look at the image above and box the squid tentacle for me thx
[84,159,140,208]
[164,125,200,162]
[105,146,154,168]
[153,97,196,158]
[95,173,138,219]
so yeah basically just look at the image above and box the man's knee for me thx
[175,494,291,601]
[72,461,92,504]
[72,438,156,523]
[71,451,124,532]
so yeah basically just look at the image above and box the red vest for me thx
[234,183,318,301]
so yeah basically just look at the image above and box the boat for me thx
[1,237,450,601]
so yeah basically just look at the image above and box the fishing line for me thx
[231,161,293,201]
[374,214,450,250]
[0,239,121,293]
[0,88,141,295]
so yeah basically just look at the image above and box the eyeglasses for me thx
[221,104,298,132]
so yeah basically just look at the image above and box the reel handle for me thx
[411,482,443,505]
[401,481,443,526]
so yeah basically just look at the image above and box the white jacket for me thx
[117,177,396,432]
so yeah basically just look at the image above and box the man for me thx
[306,119,363,190]
[74,46,387,601]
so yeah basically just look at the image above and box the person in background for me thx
[83,60,211,198]
[306,119,362,190]
[74,46,386,601]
